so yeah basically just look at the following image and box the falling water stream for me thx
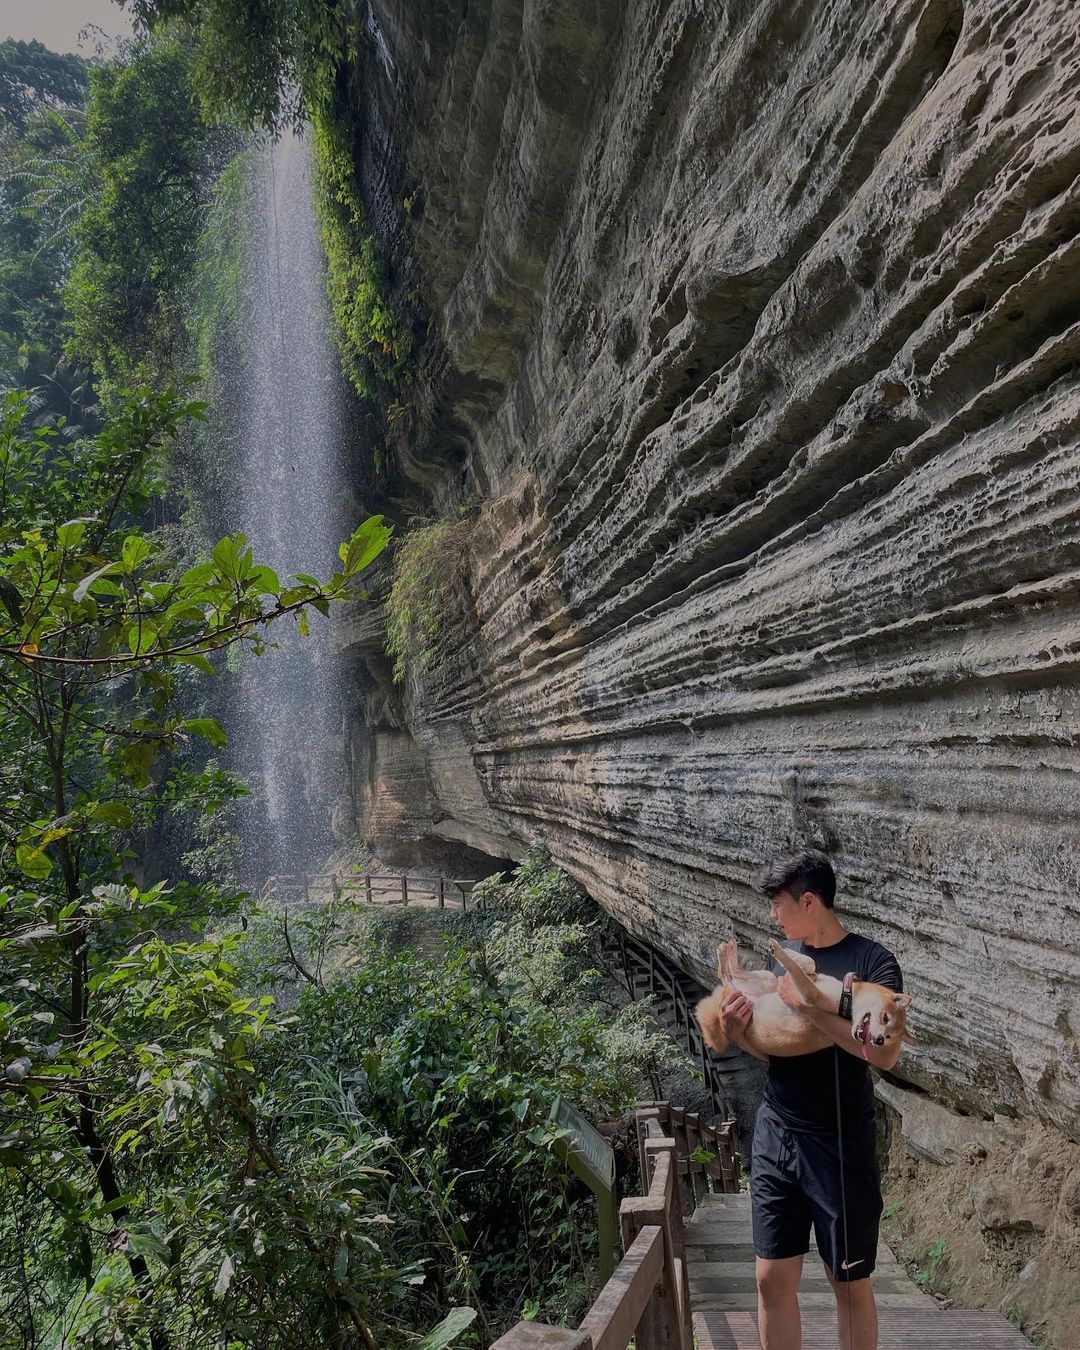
[225,130,353,886]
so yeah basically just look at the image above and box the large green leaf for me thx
[73,562,118,603]
[183,717,228,748]
[341,515,392,575]
[57,517,93,549]
[121,535,151,572]
[417,1308,477,1350]
[16,844,52,879]
[86,801,134,828]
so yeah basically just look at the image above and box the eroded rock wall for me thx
[341,0,1080,1136]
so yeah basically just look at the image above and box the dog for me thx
[695,938,914,1059]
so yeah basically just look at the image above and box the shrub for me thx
[385,515,474,684]
[311,109,411,401]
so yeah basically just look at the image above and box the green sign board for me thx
[549,1096,617,1282]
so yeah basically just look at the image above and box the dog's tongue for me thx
[858,1019,871,1061]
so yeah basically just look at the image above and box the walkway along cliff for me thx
[326,0,1080,1148]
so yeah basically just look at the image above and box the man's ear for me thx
[893,992,912,1009]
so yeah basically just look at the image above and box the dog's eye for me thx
[882,1014,890,1024]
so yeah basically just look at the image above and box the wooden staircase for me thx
[687,1191,1033,1347]
[492,1104,1036,1350]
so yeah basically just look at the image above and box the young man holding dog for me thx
[714,848,904,1350]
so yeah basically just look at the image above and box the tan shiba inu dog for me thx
[696,938,914,1059]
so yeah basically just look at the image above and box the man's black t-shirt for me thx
[763,932,903,1136]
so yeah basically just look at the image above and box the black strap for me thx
[837,971,855,1020]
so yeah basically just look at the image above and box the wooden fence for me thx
[492,1102,739,1350]
[258,872,485,910]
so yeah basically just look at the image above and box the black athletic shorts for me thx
[750,1102,883,1282]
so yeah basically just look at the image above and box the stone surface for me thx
[876,1079,1024,1165]
[883,1122,1080,1348]
[337,0,1080,1137]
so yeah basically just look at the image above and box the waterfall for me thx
[224,129,353,887]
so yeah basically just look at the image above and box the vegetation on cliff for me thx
[386,514,475,684]
[311,108,412,400]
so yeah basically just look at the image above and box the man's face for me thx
[769,888,810,939]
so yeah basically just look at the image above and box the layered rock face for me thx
[340,0,1080,1137]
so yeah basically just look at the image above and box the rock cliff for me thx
[335,0,1080,1138]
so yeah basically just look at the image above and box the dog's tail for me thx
[695,988,729,1054]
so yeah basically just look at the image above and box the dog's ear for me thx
[893,992,913,1010]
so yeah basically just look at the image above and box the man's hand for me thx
[718,989,753,1039]
[777,972,813,1013]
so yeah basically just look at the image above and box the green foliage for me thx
[386,515,474,684]
[0,391,393,689]
[65,37,236,385]
[901,1234,951,1291]
[0,40,96,425]
[0,38,88,131]
[0,388,393,1346]
[130,0,363,133]
[271,883,681,1338]
[472,844,597,928]
[311,108,412,400]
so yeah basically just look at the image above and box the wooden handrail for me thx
[258,871,486,910]
[491,1101,736,1350]
[578,1226,664,1350]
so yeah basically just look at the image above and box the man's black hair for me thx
[757,847,837,908]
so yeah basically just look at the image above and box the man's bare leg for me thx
[824,1266,878,1350]
[756,1254,803,1350]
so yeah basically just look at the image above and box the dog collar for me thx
[838,971,856,1020]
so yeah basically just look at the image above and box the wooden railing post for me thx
[643,1136,692,1350]
[364,874,372,904]
[635,1106,662,1190]
[620,1141,691,1350]
[401,874,408,905]
[438,876,445,908]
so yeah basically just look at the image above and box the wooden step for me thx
[694,1291,949,1312]
[694,1309,1035,1348]
[689,1261,916,1284]
[688,1247,912,1277]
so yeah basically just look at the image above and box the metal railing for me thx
[610,931,735,1121]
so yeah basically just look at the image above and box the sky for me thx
[1,0,136,54]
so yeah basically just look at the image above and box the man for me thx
[713,848,904,1350]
